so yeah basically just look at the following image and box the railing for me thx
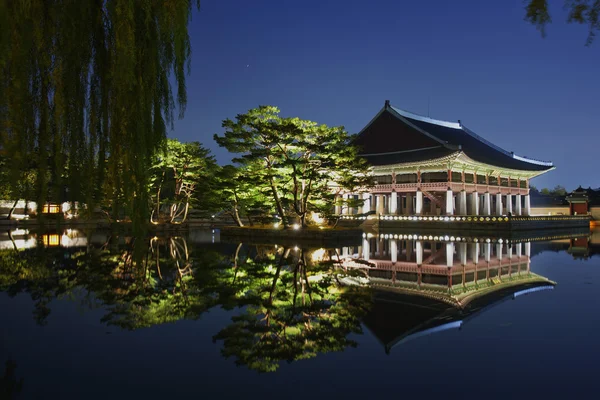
[340,257,531,275]
[371,182,529,195]
[337,214,591,223]
[378,214,590,222]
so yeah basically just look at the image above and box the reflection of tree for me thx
[93,236,226,330]
[0,244,70,326]
[213,247,372,373]
[0,236,229,329]
[0,238,372,373]
[0,359,24,399]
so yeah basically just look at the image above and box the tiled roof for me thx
[357,102,554,172]
[360,146,456,166]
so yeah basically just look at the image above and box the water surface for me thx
[1,228,599,399]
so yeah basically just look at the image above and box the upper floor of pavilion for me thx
[354,100,555,180]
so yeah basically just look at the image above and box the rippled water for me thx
[1,228,599,399]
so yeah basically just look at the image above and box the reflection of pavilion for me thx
[335,233,561,353]
[338,234,555,307]
[335,233,559,353]
[363,283,553,354]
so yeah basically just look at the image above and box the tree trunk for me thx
[268,176,287,228]
[182,202,189,223]
[268,249,287,305]
[7,230,18,251]
[6,199,19,220]
[234,243,242,269]
[155,171,165,223]
[233,206,244,227]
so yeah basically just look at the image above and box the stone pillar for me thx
[446,189,454,216]
[390,239,398,263]
[471,243,480,265]
[361,193,370,214]
[335,195,342,214]
[459,191,467,215]
[446,242,454,267]
[416,240,423,265]
[377,195,384,215]
[516,243,522,258]
[406,194,413,215]
[342,247,349,257]
[483,192,491,216]
[415,191,423,215]
[496,193,503,215]
[485,243,491,262]
[390,192,398,215]
[525,242,531,257]
[515,194,522,216]
[524,195,531,216]
[362,237,370,261]
[506,194,512,215]
[470,192,479,215]
[496,243,503,261]
[459,242,467,265]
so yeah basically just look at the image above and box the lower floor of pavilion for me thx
[337,238,535,291]
[337,189,532,217]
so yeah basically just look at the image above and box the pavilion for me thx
[340,101,555,217]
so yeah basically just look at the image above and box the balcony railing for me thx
[369,182,529,195]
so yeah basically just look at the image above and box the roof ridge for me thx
[359,145,445,157]
[390,105,462,129]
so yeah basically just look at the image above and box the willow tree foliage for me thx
[0,0,200,232]
[148,139,218,224]
[214,106,371,228]
[525,0,600,44]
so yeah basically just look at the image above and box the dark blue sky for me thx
[171,0,599,191]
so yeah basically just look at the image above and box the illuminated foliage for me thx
[0,236,372,373]
[0,0,200,232]
[214,106,371,228]
[212,247,372,372]
[148,139,218,224]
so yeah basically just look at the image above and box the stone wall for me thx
[531,206,600,220]
[530,206,569,216]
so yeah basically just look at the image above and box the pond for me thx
[1,227,599,399]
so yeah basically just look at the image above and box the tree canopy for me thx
[0,0,200,232]
[525,0,600,44]
[214,106,371,228]
[148,139,218,224]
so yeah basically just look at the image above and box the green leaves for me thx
[525,0,600,44]
[214,106,371,227]
[0,0,200,231]
[148,139,218,223]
